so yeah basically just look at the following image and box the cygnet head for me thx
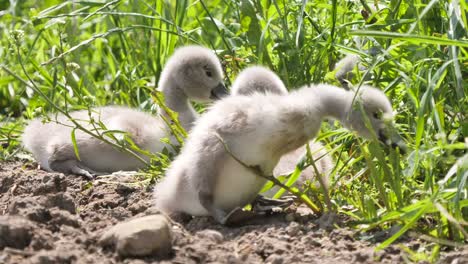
[344,86,405,151]
[231,66,288,96]
[159,45,228,102]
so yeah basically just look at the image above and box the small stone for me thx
[115,184,135,195]
[0,216,34,249]
[0,175,14,193]
[0,253,10,263]
[30,230,54,250]
[285,213,295,222]
[265,254,284,264]
[300,236,310,243]
[317,212,337,230]
[34,174,67,195]
[225,254,242,264]
[8,197,51,223]
[99,214,172,257]
[143,207,162,216]
[29,249,77,264]
[44,193,76,214]
[311,240,322,248]
[196,229,224,243]
[352,251,370,263]
[50,209,80,228]
[286,222,300,236]
[108,207,132,221]
[124,260,147,264]
[128,202,148,215]
[295,205,314,216]
[439,245,468,264]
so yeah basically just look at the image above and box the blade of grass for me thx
[376,200,432,250]
[350,30,468,47]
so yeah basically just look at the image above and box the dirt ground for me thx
[0,161,466,264]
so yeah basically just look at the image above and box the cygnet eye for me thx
[373,111,383,119]
[205,70,213,77]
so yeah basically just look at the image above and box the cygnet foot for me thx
[220,207,259,226]
[317,211,337,230]
[167,211,193,224]
[252,195,295,213]
[49,160,96,180]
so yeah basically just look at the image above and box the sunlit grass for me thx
[0,0,466,259]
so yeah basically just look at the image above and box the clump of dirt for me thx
[0,161,464,263]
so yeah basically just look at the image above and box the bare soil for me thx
[0,161,466,264]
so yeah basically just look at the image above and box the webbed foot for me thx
[50,160,96,180]
[212,207,258,226]
[252,195,295,213]
[70,165,95,180]
[223,207,259,225]
[317,211,337,230]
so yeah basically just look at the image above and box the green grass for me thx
[0,0,466,260]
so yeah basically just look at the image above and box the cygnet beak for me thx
[378,130,407,154]
[210,83,230,100]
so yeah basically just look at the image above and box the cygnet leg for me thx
[198,192,229,224]
[196,151,261,225]
[222,207,258,225]
[199,192,258,225]
[48,140,100,179]
[252,195,295,212]
[167,211,193,223]
[49,159,96,179]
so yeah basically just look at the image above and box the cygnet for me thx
[230,66,333,196]
[22,45,228,178]
[154,83,405,224]
[230,66,288,96]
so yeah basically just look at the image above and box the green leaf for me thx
[71,128,81,161]
[377,201,432,250]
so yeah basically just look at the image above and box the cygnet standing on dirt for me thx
[154,83,405,225]
[230,66,333,196]
[22,45,228,178]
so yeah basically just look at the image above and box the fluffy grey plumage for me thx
[230,66,333,196]
[22,45,227,178]
[334,54,362,89]
[231,66,288,96]
[154,83,403,224]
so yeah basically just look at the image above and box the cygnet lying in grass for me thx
[22,45,227,178]
[230,66,333,197]
[154,82,406,225]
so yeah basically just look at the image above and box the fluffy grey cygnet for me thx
[231,66,333,196]
[230,66,288,96]
[154,82,405,224]
[22,45,228,178]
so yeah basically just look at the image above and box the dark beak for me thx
[209,83,229,100]
[378,130,407,154]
